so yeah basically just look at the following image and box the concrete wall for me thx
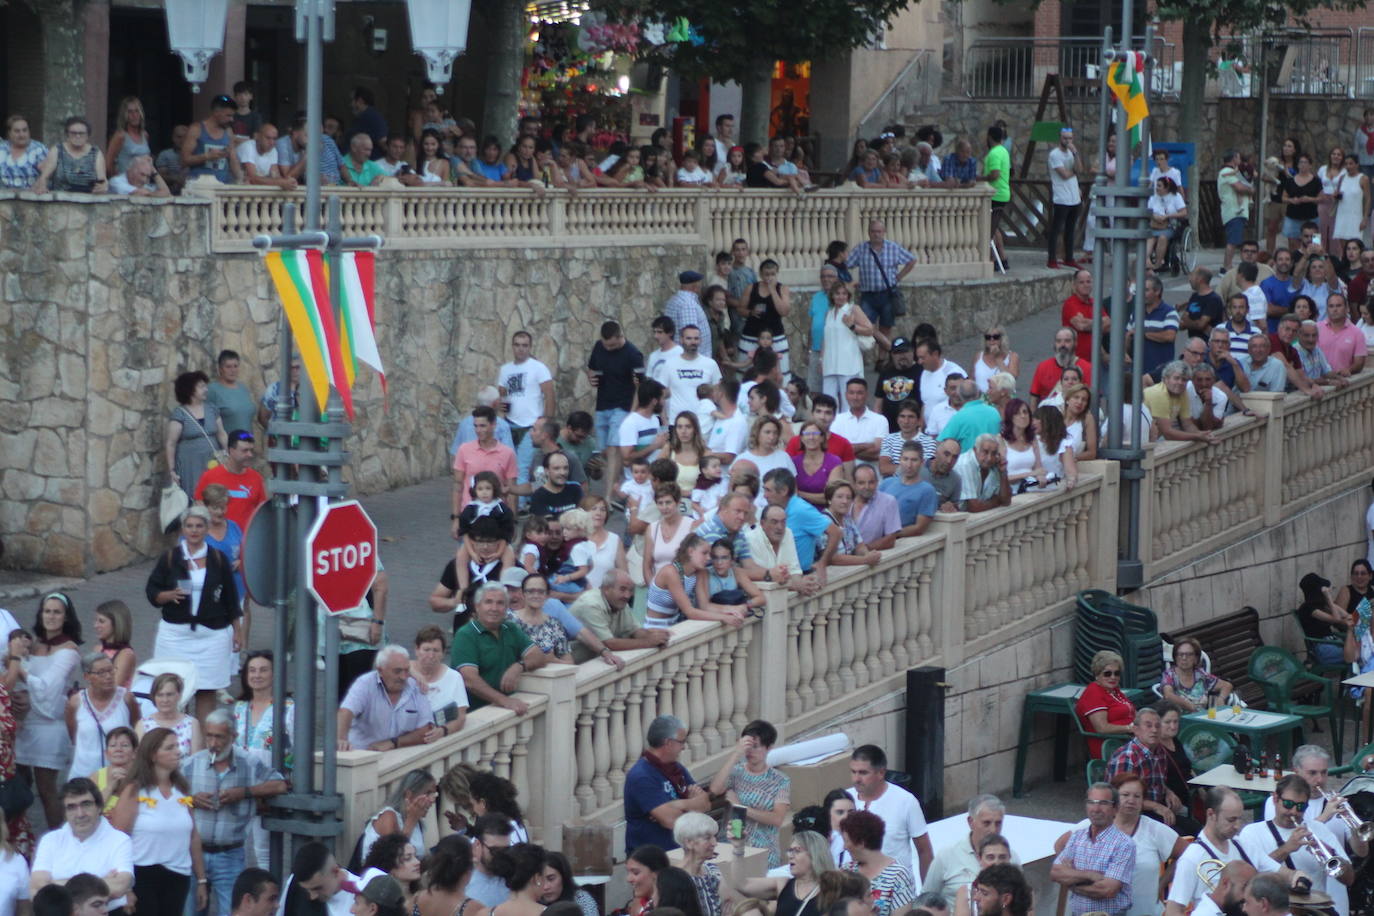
[0,194,689,576]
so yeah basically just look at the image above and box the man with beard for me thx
[1030,328,1093,405]
[184,708,287,916]
[1167,788,1270,916]
[1192,861,1257,916]
[971,864,1033,916]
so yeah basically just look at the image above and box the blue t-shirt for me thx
[809,290,830,353]
[624,756,695,853]
[786,495,833,572]
[878,477,939,528]
[476,159,506,181]
[1259,275,1295,332]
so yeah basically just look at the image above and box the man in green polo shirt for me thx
[451,582,547,715]
[341,133,385,187]
[984,124,1011,267]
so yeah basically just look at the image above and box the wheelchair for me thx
[1162,218,1197,276]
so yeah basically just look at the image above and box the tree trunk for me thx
[479,0,524,148]
[739,61,773,145]
[1178,18,1210,230]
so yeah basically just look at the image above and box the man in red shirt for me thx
[1029,327,1093,404]
[1060,269,1107,363]
[1347,249,1374,311]
[784,393,855,469]
[194,429,267,531]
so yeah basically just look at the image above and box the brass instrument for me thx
[1321,787,1374,843]
[1302,829,1345,877]
[1196,858,1225,893]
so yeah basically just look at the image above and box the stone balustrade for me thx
[198,184,994,282]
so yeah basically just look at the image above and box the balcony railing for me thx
[1212,30,1362,98]
[962,36,1176,100]
[194,184,994,283]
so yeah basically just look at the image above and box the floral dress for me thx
[510,610,571,659]
[1159,666,1220,706]
[690,860,723,916]
[0,140,47,189]
[232,698,295,770]
[718,763,791,866]
[0,684,34,861]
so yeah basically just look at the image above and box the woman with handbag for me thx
[145,504,242,720]
[163,371,226,499]
[819,282,876,403]
[64,652,140,785]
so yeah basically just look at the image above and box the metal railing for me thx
[856,49,934,139]
[1212,29,1360,97]
[962,36,1176,100]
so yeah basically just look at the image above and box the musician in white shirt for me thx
[1239,775,1351,915]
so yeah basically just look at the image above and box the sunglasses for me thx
[1278,798,1305,810]
[230,431,255,443]
[1101,669,1121,677]
[213,95,235,106]
[984,333,1002,341]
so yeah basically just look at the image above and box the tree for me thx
[591,0,916,143]
[478,0,525,148]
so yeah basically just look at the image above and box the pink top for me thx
[452,439,518,509]
[1317,320,1367,372]
[648,515,692,577]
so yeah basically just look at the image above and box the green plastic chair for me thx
[1248,646,1342,762]
[1101,737,1127,762]
[1330,740,1374,778]
[1086,758,1106,786]
[1292,609,1349,681]
[1178,724,1268,812]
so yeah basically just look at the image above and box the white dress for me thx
[15,646,80,769]
[821,305,864,379]
[71,687,134,778]
[1065,419,1086,455]
[1334,172,1366,239]
[1038,436,1073,483]
[419,159,444,184]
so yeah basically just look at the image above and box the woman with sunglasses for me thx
[973,327,1020,393]
[1073,650,1136,759]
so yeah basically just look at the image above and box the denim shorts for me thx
[1224,216,1246,246]
[1281,216,1306,239]
[595,407,629,451]
[1152,227,1176,239]
[860,289,896,327]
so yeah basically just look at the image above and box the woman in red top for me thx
[1074,649,1136,758]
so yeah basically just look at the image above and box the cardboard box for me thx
[775,749,853,849]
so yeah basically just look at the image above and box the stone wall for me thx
[0,194,690,575]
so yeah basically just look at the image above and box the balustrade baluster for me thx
[889,577,910,672]
[850,584,871,687]
[701,656,722,754]
[592,688,612,807]
[819,595,841,702]
[608,683,628,799]
[716,649,737,742]
[916,564,936,658]
[732,628,752,730]
[796,611,816,712]
[838,596,858,694]
[510,721,532,801]
[686,647,707,759]
[575,709,596,814]
[625,672,647,782]
[964,549,982,639]
[876,572,896,677]
[865,585,884,683]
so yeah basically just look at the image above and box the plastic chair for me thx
[1178,724,1268,812]
[1292,609,1349,680]
[1330,740,1374,778]
[1101,737,1128,762]
[1086,758,1106,786]
[1248,646,1341,762]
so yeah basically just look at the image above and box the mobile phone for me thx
[729,805,746,839]
[1313,233,1323,247]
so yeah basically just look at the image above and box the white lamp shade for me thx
[165,0,230,91]
[405,0,474,92]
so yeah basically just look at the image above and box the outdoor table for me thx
[1182,706,1305,760]
[1013,682,1149,797]
[1189,763,1280,794]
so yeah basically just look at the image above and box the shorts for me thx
[595,407,629,453]
[1281,216,1306,239]
[990,200,1008,232]
[1152,226,1176,239]
[1224,216,1246,247]
[860,289,896,328]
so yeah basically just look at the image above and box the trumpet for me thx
[1302,829,1346,877]
[1321,788,1374,843]
[1197,858,1225,893]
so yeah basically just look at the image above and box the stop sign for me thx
[305,500,379,614]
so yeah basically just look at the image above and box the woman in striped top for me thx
[644,535,748,630]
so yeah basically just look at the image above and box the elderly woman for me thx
[164,371,226,499]
[508,572,624,670]
[0,113,48,189]
[1074,650,1137,758]
[410,626,470,723]
[145,504,242,719]
[1159,637,1232,712]
[91,726,138,812]
[65,651,140,783]
[732,830,833,916]
[32,116,107,194]
[793,421,843,507]
[709,719,792,866]
[361,769,437,865]
[674,811,727,916]
[839,810,915,916]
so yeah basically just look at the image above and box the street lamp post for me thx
[405,0,475,94]
[164,0,229,93]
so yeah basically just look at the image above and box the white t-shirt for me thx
[109,174,155,195]
[417,666,470,714]
[707,410,750,460]
[738,381,797,419]
[660,353,723,418]
[0,851,29,916]
[924,402,957,438]
[1073,816,1178,916]
[1242,285,1268,324]
[1260,795,1353,916]
[1048,147,1081,205]
[279,871,359,916]
[1186,381,1228,419]
[831,409,890,465]
[236,139,279,177]
[1168,836,1273,908]
[676,165,713,185]
[1149,191,1186,219]
[919,360,966,411]
[1150,165,1184,188]
[32,819,134,909]
[1238,818,1347,902]
[847,783,930,882]
[499,358,553,428]
[647,345,683,384]
[618,412,664,480]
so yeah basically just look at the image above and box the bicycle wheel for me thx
[1180,226,1198,272]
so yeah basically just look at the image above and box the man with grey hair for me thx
[1050,782,1134,916]
[337,644,436,749]
[1143,361,1217,444]
[1242,874,1291,916]
[1186,363,1229,431]
[924,794,1020,906]
[568,569,670,662]
[1030,327,1091,406]
[953,434,1010,512]
[940,378,1002,452]
[184,708,287,911]
[623,714,709,853]
[451,582,548,715]
[1295,319,1347,388]
[1124,275,1180,379]
[450,385,515,456]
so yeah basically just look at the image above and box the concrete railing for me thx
[1137,369,1374,582]
[197,184,994,283]
[329,462,1119,855]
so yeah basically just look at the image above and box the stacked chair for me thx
[1075,589,1164,691]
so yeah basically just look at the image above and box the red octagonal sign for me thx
[305,500,379,614]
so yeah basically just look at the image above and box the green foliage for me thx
[590,0,918,83]
[1152,0,1365,37]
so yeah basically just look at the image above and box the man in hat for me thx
[663,270,713,358]
[875,337,920,431]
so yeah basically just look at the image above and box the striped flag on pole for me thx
[263,249,355,420]
[1105,51,1149,148]
[338,251,386,396]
